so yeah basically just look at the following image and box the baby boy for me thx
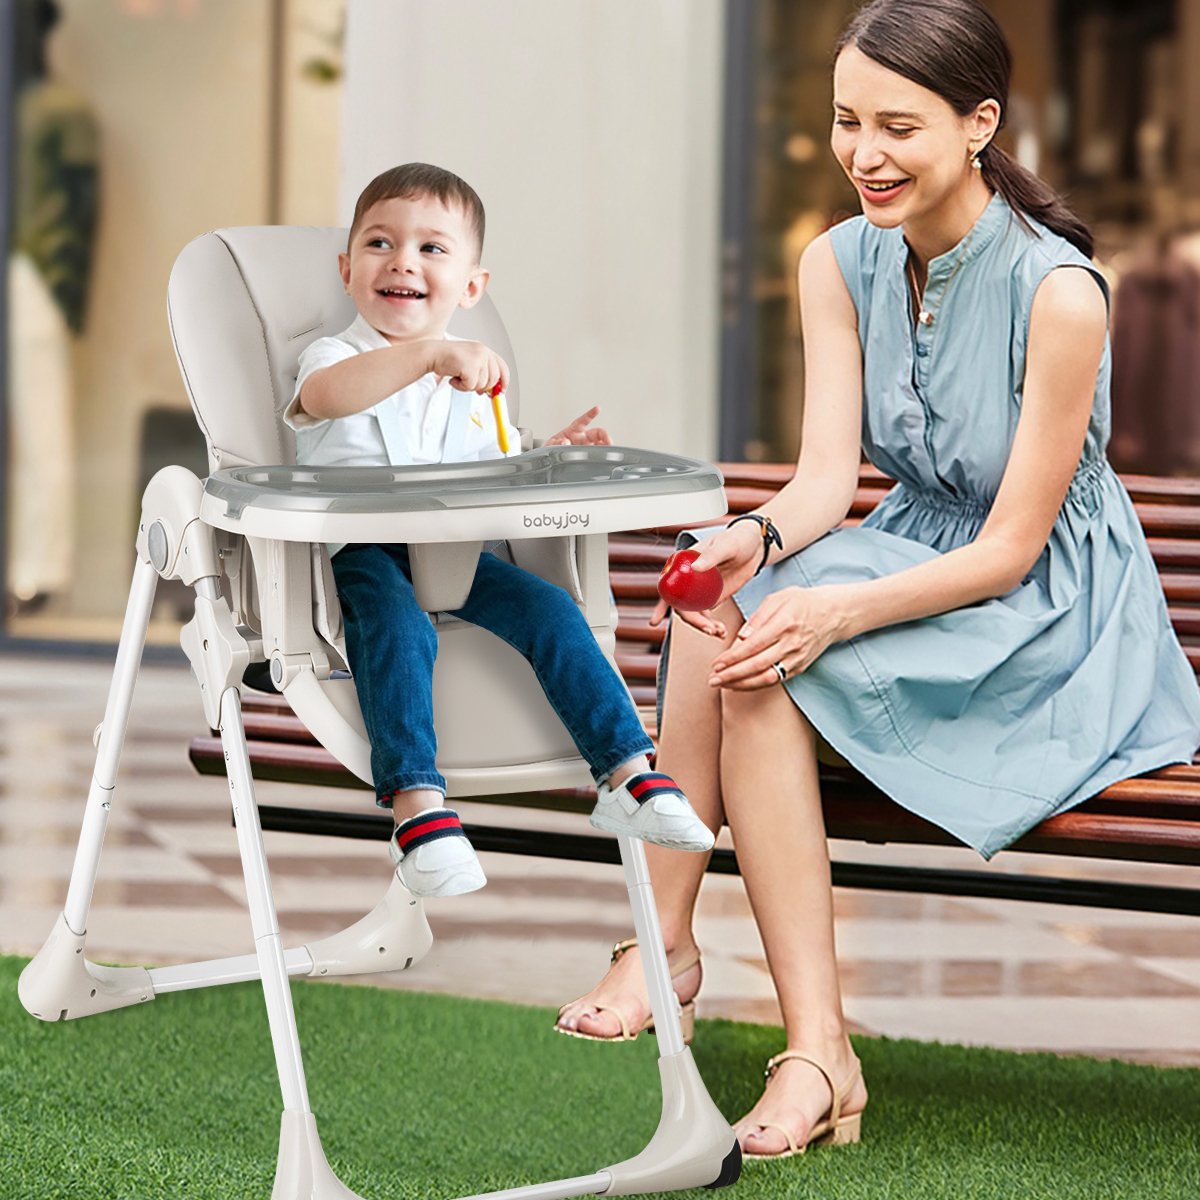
[284,163,714,897]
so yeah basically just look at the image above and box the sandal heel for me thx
[748,1051,864,1159]
[679,999,696,1045]
[816,1111,862,1146]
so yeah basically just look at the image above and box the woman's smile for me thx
[856,177,911,204]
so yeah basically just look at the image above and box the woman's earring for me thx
[970,145,984,171]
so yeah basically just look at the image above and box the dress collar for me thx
[895,191,1010,279]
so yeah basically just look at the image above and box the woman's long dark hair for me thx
[835,0,1093,258]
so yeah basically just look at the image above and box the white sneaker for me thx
[389,808,487,898]
[589,771,715,852]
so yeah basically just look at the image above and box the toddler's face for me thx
[339,193,486,344]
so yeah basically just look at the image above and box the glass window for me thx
[3,0,344,646]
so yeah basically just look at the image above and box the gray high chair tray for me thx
[201,445,723,543]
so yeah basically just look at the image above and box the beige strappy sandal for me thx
[554,937,700,1044]
[743,1051,864,1160]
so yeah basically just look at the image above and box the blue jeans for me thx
[330,543,654,806]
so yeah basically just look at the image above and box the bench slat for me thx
[1161,574,1200,604]
[1149,539,1200,570]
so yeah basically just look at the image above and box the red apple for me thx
[657,548,723,612]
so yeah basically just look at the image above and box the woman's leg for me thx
[718,675,867,1154]
[557,600,742,1036]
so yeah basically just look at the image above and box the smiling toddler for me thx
[282,164,715,897]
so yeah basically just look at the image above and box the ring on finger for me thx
[771,660,789,684]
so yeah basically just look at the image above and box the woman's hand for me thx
[706,585,847,690]
[544,406,612,446]
[648,521,766,639]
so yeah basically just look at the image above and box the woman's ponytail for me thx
[980,145,1093,259]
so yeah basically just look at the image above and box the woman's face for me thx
[831,45,991,230]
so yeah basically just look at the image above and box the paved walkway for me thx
[4,655,1197,1065]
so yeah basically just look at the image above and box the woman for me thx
[555,0,1200,1161]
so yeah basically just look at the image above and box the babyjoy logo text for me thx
[523,510,591,530]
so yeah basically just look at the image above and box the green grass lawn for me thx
[2,954,1198,1199]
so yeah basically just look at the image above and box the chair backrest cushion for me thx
[166,225,520,471]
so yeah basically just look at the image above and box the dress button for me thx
[916,344,929,358]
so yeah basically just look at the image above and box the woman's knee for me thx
[720,679,815,741]
[669,598,743,661]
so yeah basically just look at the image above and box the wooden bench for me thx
[190,462,1200,916]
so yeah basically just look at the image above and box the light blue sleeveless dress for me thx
[668,193,1200,859]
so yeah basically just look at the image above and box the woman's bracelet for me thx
[726,513,784,575]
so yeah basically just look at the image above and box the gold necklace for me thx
[907,232,974,328]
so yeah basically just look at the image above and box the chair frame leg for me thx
[65,556,160,935]
[219,686,369,1199]
[219,685,312,1115]
[618,836,687,1055]
[590,837,741,1195]
[18,556,159,1021]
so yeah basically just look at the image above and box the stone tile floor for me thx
[3,655,1198,1066]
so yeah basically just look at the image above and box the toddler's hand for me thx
[544,406,612,446]
[429,340,509,395]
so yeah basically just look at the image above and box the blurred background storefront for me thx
[726,0,1200,467]
[2,0,345,647]
[3,0,1199,650]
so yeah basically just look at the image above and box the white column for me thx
[341,0,725,462]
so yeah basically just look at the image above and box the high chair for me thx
[18,226,740,1199]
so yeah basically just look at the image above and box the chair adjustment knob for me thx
[147,521,170,573]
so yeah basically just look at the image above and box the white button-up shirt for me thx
[282,314,520,469]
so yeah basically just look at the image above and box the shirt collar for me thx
[340,313,463,352]
[895,190,1011,279]
[343,313,393,351]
